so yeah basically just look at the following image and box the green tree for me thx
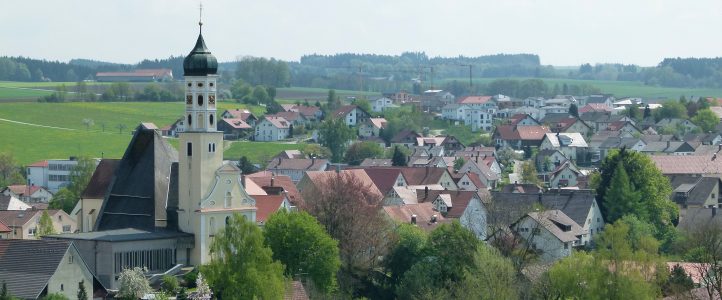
[663,264,694,296]
[604,163,643,223]
[301,144,332,159]
[42,293,69,300]
[264,210,340,293]
[385,224,427,286]
[118,267,152,300]
[318,118,355,163]
[568,103,579,117]
[644,105,652,119]
[202,214,285,300]
[288,124,294,138]
[77,281,88,300]
[654,100,687,121]
[326,89,338,111]
[37,211,56,237]
[596,148,678,249]
[627,104,639,120]
[452,246,518,300]
[453,157,465,170]
[343,141,383,165]
[391,146,407,166]
[161,275,179,294]
[0,153,23,187]
[521,160,540,185]
[237,156,256,175]
[692,108,720,132]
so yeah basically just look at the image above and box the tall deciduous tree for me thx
[0,152,23,188]
[302,171,388,291]
[521,160,541,185]
[263,210,340,293]
[384,224,427,286]
[202,214,284,300]
[318,118,355,163]
[692,108,720,132]
[37,211,56,237]
[118,267,152,300]
[343,141,383,165]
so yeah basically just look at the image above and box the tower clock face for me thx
[186,95,193,104]
[209,95,216,104]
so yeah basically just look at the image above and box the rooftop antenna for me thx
[198,2,204,33]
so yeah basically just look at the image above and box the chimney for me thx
[424,186,429,199]
[475,154,479,163]
[411,214,417,224]
[270,175,275,187]
[431,214,438,223]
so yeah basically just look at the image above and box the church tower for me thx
[178,18,257,265]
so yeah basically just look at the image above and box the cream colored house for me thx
[0,209,76,239]
[0,239,104,299]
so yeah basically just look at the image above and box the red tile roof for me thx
[457,96,492,104]
[269,111,304,123]
[27,160,48,168]
[495,125,550,141]
[254,195,286,223]
[266,158,328,171]
[383,202,449,232]
[221,118,252,129]
[579,103,612,114]
[3,185,42,196]
[0,222,10,233]
[263,116,291,129]
[332,105,359,118]
[246,172,304,205]
[223,109,256,122]
[651,154,722,175]
[362,168,402,195]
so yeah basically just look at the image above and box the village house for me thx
[535,149,570,174]
[359,117,387,138]
[512,210,584,262]
[548,161,582,188]
[217,117,252,140]
[421,90,455,112]
[0,209,76,239]
[655,118,700,134]
[539,132,589,162]
[221,108,258,127]
[508,113,541,126]
[254,194,293,226]
[493,125,551,149]
[332,105,371,126]
[0,194,32,211]
[457,160,499,189]
[0,239,106,300]
[668,175,721,222]
[582,94,615,108]
[371,97,398,112]
[390,130,422,148]
[426,190,489,240]
[26,158,99,193]
[268,111,308,127]
[281,104,323,122]
[254,116,291,141]
[265,157,329,183]
[160,117,186,137]
[1,184,53,203]
[245,171,304,207]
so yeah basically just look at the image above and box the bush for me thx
[161,275,179,294]
[183,269,198,288]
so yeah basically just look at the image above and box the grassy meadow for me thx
[0,101,285,165]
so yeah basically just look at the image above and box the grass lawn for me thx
[223,141,304,164]
[442,77,722,99]
[0,101,269,165]
[0,87,53,101]
[429,119,482,146]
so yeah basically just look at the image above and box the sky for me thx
[3,0,722,66]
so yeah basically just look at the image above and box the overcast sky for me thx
[3,0,722,66]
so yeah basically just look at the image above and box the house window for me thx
[28,228,36,236]
[564,242,569,249]
[63,225,71,232]
[60,284,64,291]
[187,142,193,156]
[69,254,74,264]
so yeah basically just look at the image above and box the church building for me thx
[47,20,267,289]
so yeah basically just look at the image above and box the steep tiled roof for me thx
[359,158,393,167]
[254,195,286,223]
[332,105,361,118]
[0,240,74,299]
[220,118,252,129]
[501,183,542,194]
[495,125,550,141]
[390,129,421,143]
[0,209,42,228]
[0,194,30,211]
[651,154,722,175]
[457,96,492,104]
[383,202,448,232]
[269,111,305,123]
[303,169,383,199]
[526,210,584,243]
[362,168,402,195]
[543,133,588,148]
[492,189,598,228]
[369,118,388,129]
[266,158,328,171]
[246,172,303,205]
[3,185,43,196]
[263,116,291,129]
[669,176,720,206]
[400,167,449,186]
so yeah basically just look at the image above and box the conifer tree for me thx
[604,163,643,223]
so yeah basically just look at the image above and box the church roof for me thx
[183,32,218,76]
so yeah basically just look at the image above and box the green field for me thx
[277,86,380,101]
[223,141,304,163]
[0,87,53,100]
[443,77,722,99]
[0,101,276,165]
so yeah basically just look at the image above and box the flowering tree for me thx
[191,273,212,300]
[117,267,151,299]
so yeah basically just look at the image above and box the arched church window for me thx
[197,95,204,106]
[186,142,192,156]
[187,114,192,127]
[210,114,214,126]
[225,191,232,208]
